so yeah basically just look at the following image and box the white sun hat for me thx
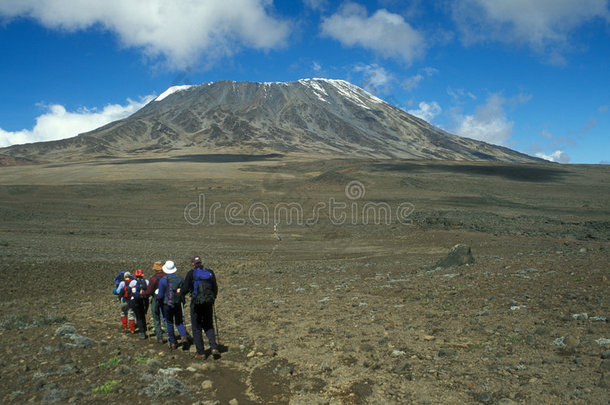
[162,260,177,274]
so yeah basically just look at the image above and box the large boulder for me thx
[435,244,475,268]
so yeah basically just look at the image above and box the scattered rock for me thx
[274,364,294,377]
[572,313,589,320]
[601,351,610,359]
[158,367,182,376]
[55,324,76,337]
[563,335,580,350]
[68,334,96,347]
[599,373,610,388]
[595,338,610,345]
[201,380,213,390]
[229,399,239,405]
[599,359,610,373]
[392,360,412,375]
[437,349,457,358]
[476,392,493,403]
[435,244,475,268]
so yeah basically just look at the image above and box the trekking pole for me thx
[213,303,220,346]
[159,303,166,329]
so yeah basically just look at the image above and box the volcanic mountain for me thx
[0,79,539,163]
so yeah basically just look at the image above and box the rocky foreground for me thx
[1,228,608,404]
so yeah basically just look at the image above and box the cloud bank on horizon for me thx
[0,97,153,147]
[0,0,608,163]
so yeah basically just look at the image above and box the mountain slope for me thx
[0,79,540,163]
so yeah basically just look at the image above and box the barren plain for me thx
[0,155,609,404]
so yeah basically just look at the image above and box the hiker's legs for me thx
[174,306,187,338]
[120,300,129,331]
[150,298,163,339]
[202,303,217,351]
[132,301,146,336]
[163,305,176,343]
[191,305,205,354]
[127,306,136,333]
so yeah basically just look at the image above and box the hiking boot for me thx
[180,336,190,350]
[195,353,208,360]
[140,333,148,340]
[168,342,177,350]
[211,349,221,359]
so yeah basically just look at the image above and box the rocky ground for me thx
[0,157,608,404]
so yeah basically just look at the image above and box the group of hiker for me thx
[113,255,220,360]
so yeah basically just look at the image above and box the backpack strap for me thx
[167,275,173,305]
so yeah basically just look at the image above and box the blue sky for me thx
[0,0,609,164]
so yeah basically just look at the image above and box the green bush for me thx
[93,380,119,394]
[98,356,122,369]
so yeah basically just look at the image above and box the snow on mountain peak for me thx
[154,85,194,101]
[299,78,385,109]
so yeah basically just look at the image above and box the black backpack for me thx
[192,267,215,305]
[133,278,147,300]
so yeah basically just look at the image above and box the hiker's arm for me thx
[182,270,193,295]
[157,279,166,302]
[143,278,155,297]
[113,281,122,295]
[210,270,218,298]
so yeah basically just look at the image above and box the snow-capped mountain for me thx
[0,79,539,163]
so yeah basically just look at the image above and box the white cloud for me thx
[303,0,328,10]
[451,0,610,59]
[408,101,442,123]
[451,94,513,145]
[403,74,423,91]
[535,150,571,163]
[0,96,153,147]
[580,117,597,133]
[0,0,291,69]
[403,67,438,91]
[321,2,425,63]
[447,87,477,103]
[541,129,553,139]
[353,64,394,94]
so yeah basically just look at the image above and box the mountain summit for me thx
[1,79,539,163]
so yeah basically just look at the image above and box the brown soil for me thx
[0,157,608,404]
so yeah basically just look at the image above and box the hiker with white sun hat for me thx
[157,260,189,350]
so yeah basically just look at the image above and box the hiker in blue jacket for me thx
[182,255,219,359]
[115,271,136,333]
[157,260,189,350]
